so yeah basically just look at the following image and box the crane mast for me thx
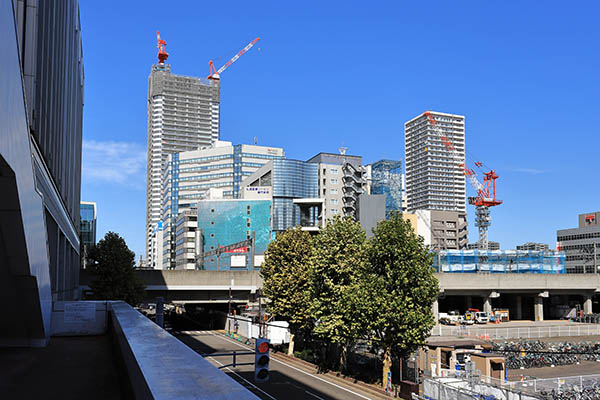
[423,111,502,250]
[156,31,169,65]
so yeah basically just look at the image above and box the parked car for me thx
[474,312,489,324]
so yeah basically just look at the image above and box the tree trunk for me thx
[339,342,347,373]
[382,346,392,389]
[288,333,295,356]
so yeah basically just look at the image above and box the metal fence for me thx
[521,374,600,398]
[432,324,600,340]
[422,376,542,400]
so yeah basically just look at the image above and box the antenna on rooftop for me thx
[339,146,347,155]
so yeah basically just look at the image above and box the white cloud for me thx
[82,140,146,187]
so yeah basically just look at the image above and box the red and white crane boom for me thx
[423,111,502,250]
[208,37,260,81]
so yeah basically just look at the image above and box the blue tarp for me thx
[433,250,566,274]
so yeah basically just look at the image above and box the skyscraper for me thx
[404,111,466,213]
[146,58,221,263]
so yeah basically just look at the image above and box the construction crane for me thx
[156,31,169,65]
[208,37,260,82]
[423,111,502,250]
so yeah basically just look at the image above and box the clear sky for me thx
[79,1,600,258]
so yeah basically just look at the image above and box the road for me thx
[175,330,387,400]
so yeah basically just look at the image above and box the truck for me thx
[439,310,460,325]
[474,311,489,324]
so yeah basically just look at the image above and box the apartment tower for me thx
[146,60,220,262]
[404,111,466,213]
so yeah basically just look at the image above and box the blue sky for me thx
[80,1,600,258]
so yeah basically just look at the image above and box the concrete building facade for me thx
[146,62,221,264]
[306,152,367,222]
[404,111,466,213]
[80,202,97,249]
[467,241,500,251]
[156,141,283,269]
[516,242,550,252]
[409,210,468,250]
[557,212,600,273]
[2,0,84,346]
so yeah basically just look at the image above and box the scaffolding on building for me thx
[433,250,566,274]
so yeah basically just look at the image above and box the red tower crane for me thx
[208,37,260,82]
[157,31,169,65]
[423,111,502,250]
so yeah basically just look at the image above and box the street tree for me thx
[365,212,439,387]
[309,216,371,371]
[87,231,145,306]
[260,227,313,355]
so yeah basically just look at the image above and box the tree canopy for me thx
[365,212,439,384]
[87,231,145,306]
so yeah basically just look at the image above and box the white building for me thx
[404,111,466,213]
[157,141,284,269]
[146,63,221,264]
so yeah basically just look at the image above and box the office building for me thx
[467,241,500,251]
[307,151,367,222]
[369,159,404,217]
[557,212,600,273]
[146,57,221,264]
[404,111,466,213]
[80,202,97,249]
[2,0,83,346]
[242,159,321,232]
[155,141,283,269]
[516,242,549,252]
[197,200,273,270]
[405,210,468,250]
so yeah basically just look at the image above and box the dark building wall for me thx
[14,0,84,229]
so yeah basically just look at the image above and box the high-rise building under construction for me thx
[146,57,220,262]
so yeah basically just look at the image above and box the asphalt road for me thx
[176,330,386,400]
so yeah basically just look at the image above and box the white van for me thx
[475,312,489,324]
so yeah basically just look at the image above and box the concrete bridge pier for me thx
[432,298,439,320]
[584,294,593,314]
[535,291,548,321]
[515,295,522,320]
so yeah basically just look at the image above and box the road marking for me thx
[205,331,373,400]
[305,389,327,400]
[207,355,278,400]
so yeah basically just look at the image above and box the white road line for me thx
[305,389,327,400]
[207,356,278,400]
[205,331,373,400]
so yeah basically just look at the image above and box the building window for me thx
[323,168,326,175]
[330,188,338,194]
[247,231,251,239]
[331,209,339,214]
[331,168,338,175]
[330,179,338,185]
[323,178,326,186]
[331,199,338,205]
[211,209,215,213]
[211,221,215,225]
[247,218,251,228]
[247,205,251,215]
[323,189,326,195]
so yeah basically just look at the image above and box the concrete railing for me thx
[431,324,600,339]
[109,301,260,399]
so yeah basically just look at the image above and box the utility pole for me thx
[251,231,256,271]
[258,288,263,338]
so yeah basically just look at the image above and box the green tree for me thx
[87,231,145,306]
[260,228,313,355]
[309,216,371,371]
[365,212,439,387]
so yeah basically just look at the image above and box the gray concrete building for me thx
[358,194,386,237]
[307,151,367,222]
[557,212,600,273]
[516,242,550,252]
[467,241,500,251]
[2,0,84,346]
[413,210,468,250]
[404,111,466,213]
[146,59,221,264]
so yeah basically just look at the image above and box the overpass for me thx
[82,270,600,320]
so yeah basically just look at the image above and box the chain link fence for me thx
[432,324,600,340]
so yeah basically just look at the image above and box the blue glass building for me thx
[198,200,272,270]
[80,202,97,248]
[370,159,403,218]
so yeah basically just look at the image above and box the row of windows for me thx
[557,232,600,242]
[179,154,233,164]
